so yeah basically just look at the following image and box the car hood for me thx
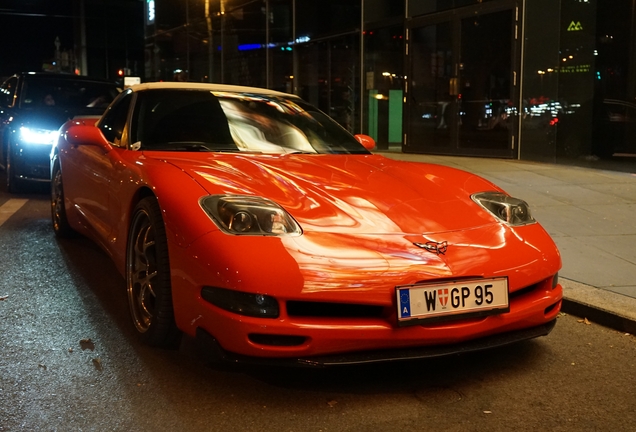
[158,153,503,235]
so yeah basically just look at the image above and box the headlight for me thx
[19,127,58,145]
[471,191,535,226]
[200,195,302,236]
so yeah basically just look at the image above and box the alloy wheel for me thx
[127,210,158,333]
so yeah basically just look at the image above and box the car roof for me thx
[128,81,298,98]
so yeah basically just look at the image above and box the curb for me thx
[560,278,636,335]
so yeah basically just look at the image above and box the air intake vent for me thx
[286,301,384,318]
[248,334,306,346]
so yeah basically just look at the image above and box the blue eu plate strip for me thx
[399,289,411,318]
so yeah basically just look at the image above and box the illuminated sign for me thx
[147,0,155,24]
[567,21,583,31]
[560,64,591,73]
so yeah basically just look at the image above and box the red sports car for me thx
[51,82,562,366]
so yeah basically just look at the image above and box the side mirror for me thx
[65,124,111,151]
[354,134,376,151]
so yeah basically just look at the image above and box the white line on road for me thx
[0,199,29,228]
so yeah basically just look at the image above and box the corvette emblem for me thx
[413,241,448,255]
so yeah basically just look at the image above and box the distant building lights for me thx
[238,43,263,51]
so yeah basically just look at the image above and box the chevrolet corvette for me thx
[51,82,562,366]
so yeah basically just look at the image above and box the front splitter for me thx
[196,319,557,368]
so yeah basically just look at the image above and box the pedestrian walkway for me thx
[377,151,636,333]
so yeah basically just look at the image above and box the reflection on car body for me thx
[51,82,562,367]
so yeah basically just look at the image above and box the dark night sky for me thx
[0,0,75,78]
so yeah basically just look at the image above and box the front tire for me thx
[51,162,75,238]
[127,196,181,348]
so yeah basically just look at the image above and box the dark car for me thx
[0,72,120,192]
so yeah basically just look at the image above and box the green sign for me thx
[567,21,583,31]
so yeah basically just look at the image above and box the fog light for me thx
[201,286,279,318]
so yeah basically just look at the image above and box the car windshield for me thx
[20,76,120,110]
[130,89,369,155]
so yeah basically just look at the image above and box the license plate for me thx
[396,277,509,325]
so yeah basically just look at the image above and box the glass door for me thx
[405,4,519,157]
[407,20,455,151]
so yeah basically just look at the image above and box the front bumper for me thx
[11,142,53,181]
[171,218,562,361]
[196,319,557,367]
[184,275,562,360]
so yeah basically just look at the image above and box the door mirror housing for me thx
[354,134,376,150]
[65,124,111,151]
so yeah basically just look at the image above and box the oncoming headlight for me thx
[471,191,535,226]
[19,127,58,145]
[200,195,302,236]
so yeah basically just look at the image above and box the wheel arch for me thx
[125,186,157,235]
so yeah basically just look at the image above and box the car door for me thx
[63,91,133,246]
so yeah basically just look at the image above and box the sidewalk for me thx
[377,151,636,334]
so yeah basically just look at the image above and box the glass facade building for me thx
[144,0,636,171]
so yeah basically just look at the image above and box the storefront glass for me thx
[408,0,497,18]
[590,0,636,162]
[298,35,360,133]
[406,5,517,157]
[363,25,404,150]
[364,0,404,24]
[296,0,360,39]
[518,0,560,163]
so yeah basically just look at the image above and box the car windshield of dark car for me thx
[20,77,119,111]
[130,89,369,155]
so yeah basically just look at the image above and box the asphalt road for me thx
[1,186,635,432]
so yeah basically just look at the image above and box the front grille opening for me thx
[509,282,541,300]
[248,333,307,346]
[286,301,384,318]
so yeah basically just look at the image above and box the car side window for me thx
[99,91,132,146]
[0,77,18,107]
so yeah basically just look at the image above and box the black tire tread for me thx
[51,162,76,238]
